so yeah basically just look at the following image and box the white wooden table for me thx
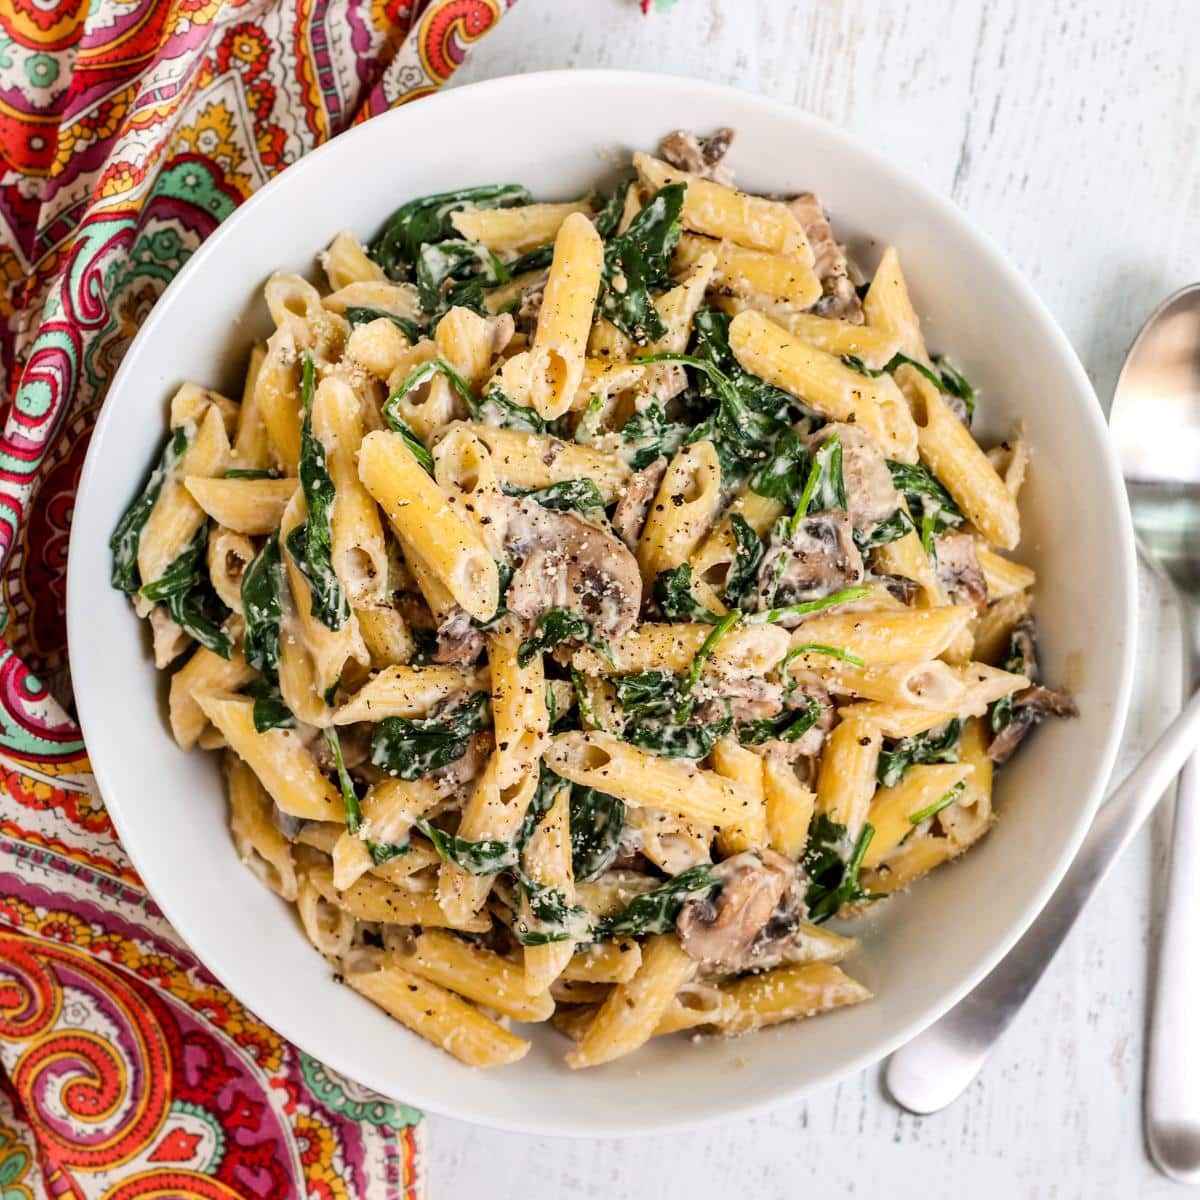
[429,2,1200,1194]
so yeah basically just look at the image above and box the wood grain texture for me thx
[429,1,1199,1194]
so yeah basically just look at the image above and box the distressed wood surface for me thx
[429,2,1200,1195]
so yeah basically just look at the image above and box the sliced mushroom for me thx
[514,272,549,338]
[271,805,308,842]
[658,127,736,185]
[755,511,865,617]
[987,686,1078,764]
[934,531,988,611]
[875,573,921,605]
[787,193,863,323]
[611,456,669,551]
[676,850,795,972]
[499,496,642,635]
[434,607,485,667]
[808,422,901,532]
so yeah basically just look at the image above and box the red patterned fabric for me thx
[0,2,517,1195]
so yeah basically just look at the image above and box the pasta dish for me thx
[109,128,1075,1069]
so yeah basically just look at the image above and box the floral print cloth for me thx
[0,1,518,1195]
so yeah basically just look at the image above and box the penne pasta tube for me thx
[344,956,529,1068]
[194,692,344,822]
[566,933,697,1069]
[545,732,757,830]
[358,430,499,623]
[183,476,297,535]
[333,664,485,723]
[861,762,975,869]
[451,201,592,254]
[169,646,255,750]
[787,606,974,667]
[637,440,723,582]
[814,714,881,839]
[712,962,872,1035]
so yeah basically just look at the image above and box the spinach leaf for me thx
[653,563,720,624]
[596,864,721,938]
[723,514,764,611]
[748,428,809,507]
[736,692,824,746]
[613,670,679,715]
[933,356,975,418]
[690,308,795,421]
[681,610,740,694]
[802,814,877,924]
[791,432,845,529]
[344,306,423,344]
[506,242,555,276]
[598,183,685,344]
[909,780,966,826]
[382,358,474,471]
[288,352,349,629]
[416,817,519,874]
[517,765,571,851]
[415,239,508,313]
[625,712,731,760]
[369,184,531,278]
[593,179,632,239]
[569,787,626,881]
[517,608,611,667]
[778,643,864,693]
[224,468,279,480]
[743,584,872,627]
[241,531,285,674]
[512,875,591,946]
[244,674,295,733]
[619,402,688,471]
[324,726,363,833]
[844,351,975,420]
[370,691,489,780]
[854,507,914,552]
[504,477,606,516]
[877,718,964,788]
[886,460,964,554]
[140,527,233,659]
[110,426,189,593]
[470,382,547,433]
[991,633,1031,734]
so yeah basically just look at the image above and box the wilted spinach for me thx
[287,352,349,629]
[596,864,721,938]
[877,718,964,788]
[597,183,685,344]
[517,608,612,667]
[736,692,824,746]
[244,675,294,733]
[802,814,877,924]
[241,531,285,674]
[369,183,530,278]
[991,632,1031,735]
[652,563,720,624]
[569,787,627,881]
[748,428,809,507]
[140,527,232,658]
[110,425,189,594]
[415,817,519,874]
[415,239,508,314]
[470,381,547,433]
[504,477,606,516]
[593,179,632,239]
[370,691,489,780]
[886,460,964,554]
[909,780,967,826]
[619,402,689,471]
[724,515,764,611]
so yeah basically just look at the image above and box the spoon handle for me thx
[1146,653,1200,1181]
[886,687,1200,1115]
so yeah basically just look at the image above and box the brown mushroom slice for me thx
[658,128,736,185]
[500,496,642,635]
[676,850,795,972]
[987,686,1079,764]
[934,531,988,611]
[433,607,485,667]
[611,456,669,551]
[755,510,865,616]
[786,193,863,323]
[808,422,901,532]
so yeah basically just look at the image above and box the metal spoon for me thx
[886,285,1200,1129]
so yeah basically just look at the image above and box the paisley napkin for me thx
[0,1,520,1195]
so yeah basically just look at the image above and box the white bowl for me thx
[67,70,1136,1136]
